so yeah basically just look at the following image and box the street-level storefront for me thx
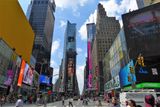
[104,75,120,101]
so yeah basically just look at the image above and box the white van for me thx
[119,91,157,107]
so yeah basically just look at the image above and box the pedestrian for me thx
[15,94,23,107]
[98,99,102,106]
[43,97,47,107]
[156,96,160,107]
[62,96,65,106]
[68,98,73,107]
[112,97,120,107]
[144,94,155,107]
[127,99,136,107]
[0,95,5,107]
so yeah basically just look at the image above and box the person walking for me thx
[111,97,120,107]
[127,99,136,107]
[68,98,73,107]
[156,96,160,107]
[0,95,5,107]
[15,94,23,107]
[62,96,65,106]
[144,94,155,107]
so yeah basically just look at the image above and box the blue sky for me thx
[18,0,138,94]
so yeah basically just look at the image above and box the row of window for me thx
[32,1,48,5]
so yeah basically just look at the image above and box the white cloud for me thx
[60,20,66,28]
[55,0,91,18]
[78,10,97,41]
[100,0,138,19]
[77,48,83,53]
[55,0,89,11]
[76,65,85,94]
[52,68,59,84]
[79,0,138,40]
[51,40,60,54]
[50,60,58,68]
[73,11,80,17]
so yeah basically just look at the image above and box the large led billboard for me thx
[135,63,160,83]
[39,75,50,84]
[119,60,136,87]
[122,3,160,59]
[67,58,74,91]
[23,65,33,86]
[17,60,26,87]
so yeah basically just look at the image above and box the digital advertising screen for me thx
[122,3,160,59]
[23,66,33,85]
[135,63,160,83]
[39,75,50,84]
[17,60,26,86]
[119,60,136,87]
[23,64,29,82]
[67,58,74,77]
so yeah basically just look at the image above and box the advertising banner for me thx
[23,65,33,85]
[104,75,120,92]
[4,70,14,86]
[0,40,12,85]
[17,60,26,87]
[135,64,160,83]
[119,60,136,87]
[122,3,160,58]
[67,58,74,77]
[39,75,50,84]
[67,58,75,91]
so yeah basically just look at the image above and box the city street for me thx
[2,99,110,107]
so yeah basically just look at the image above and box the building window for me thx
[68,37,74,42]
[34,1,37,4]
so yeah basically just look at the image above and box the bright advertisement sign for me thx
[4,70,14,86]
[17,60,26,87]
[87,41,92,88]
[119,60,136,87]
[39,75,50,84]
[67,58,74,91]
[122,3,160,59]
[88,41,92,70]
[23,65,33,85]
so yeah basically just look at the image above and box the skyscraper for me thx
[62,21,79,95]
[27,0,55,74]
[92,3,120,94]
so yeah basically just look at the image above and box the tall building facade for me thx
[62,21,79,95]
[27,0,55,73]
[136,0,160,8]
[27,0,55,95]
[27,0,55,74]
[92,3,120,94]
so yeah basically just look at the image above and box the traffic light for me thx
[137,56,145,67]
[129,66,134,74]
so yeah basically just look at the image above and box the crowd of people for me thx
[1,93,160,107]
[110,94,160,107]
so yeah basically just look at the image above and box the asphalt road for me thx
[2,99,110,107]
